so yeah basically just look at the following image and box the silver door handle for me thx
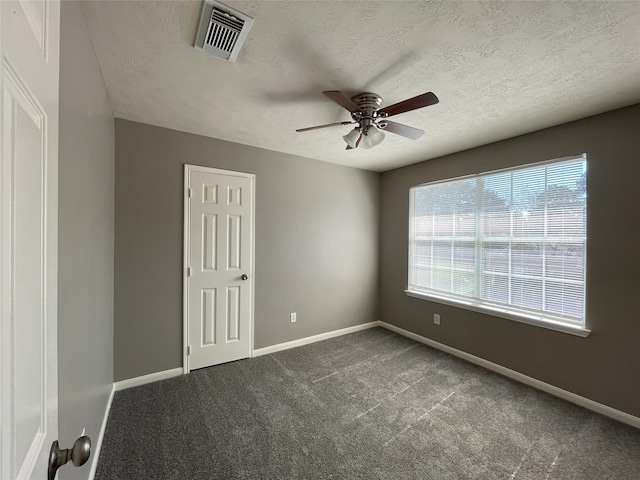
[48,435,91,480]
[241,274,248,280]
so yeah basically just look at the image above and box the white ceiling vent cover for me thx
[195,0,254,62]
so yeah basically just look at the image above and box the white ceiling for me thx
[80,1,640,172]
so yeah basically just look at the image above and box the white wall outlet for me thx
[290,312,297,323]
[434,314,440,325]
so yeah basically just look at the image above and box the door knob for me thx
[241,274,248,280]
[48,435,91,480]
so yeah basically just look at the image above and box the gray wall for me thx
[115,120,379,381]
[58,2,115,478]
[380,104,640,417]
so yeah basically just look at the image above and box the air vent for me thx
[195,0,254,62]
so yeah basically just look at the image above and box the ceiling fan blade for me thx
[380,92,439,117]
[296,121,354,132]
[380,120,425,140]
[323,91,361,113]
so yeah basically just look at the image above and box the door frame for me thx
[182,164,255,374]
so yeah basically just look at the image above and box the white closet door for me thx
[185,166,254,371]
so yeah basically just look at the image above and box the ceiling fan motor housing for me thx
[351,93,383,110]
[350,93,386,128]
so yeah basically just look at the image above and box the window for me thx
[408,155,587,334]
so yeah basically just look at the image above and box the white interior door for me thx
[1,0,60,478]
[184,165,254,371]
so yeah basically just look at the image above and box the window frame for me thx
[406,155,590,337]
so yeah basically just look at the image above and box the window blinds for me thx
[409,155,586,327]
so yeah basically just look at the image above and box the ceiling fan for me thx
[296,90,439,150]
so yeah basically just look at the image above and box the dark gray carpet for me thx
[96,328,640,479]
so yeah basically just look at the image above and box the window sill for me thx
[404,290,591,338]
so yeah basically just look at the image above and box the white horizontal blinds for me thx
[411,177,476,296]
[479,159,586,323]
[541,161,586,320]
[409,155,587,326]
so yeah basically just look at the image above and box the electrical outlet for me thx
[433,314,440,325]
[290,312,297,323]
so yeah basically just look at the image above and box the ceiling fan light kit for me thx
[343,128,361,149]
[359,125,385,149]
[296,90,439,151]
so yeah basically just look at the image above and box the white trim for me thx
[88,384,115,480]
[405,290,591,337]
[113,368,183,392]
[183,164,256,374]
[183,166,190,374]
[378,321,640,430]
[252,322,380,357]
[250,173,256,365]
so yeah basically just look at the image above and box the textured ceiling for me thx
[80,1,640,172]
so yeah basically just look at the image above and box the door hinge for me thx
[187,267,191,277]
[187,345,191,356]
[188,188,192,198]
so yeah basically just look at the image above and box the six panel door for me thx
[186,168,254,370]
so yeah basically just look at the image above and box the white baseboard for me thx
[88,383,115,480]
[114,324,379,390]
[113,367,183,392]
[89,368,182,476]
[379,321,640,430]
[253,321,381,357]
